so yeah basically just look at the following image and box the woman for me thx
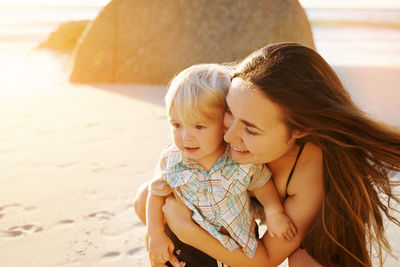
[136,43,400,266]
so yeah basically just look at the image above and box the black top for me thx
[285,144,305,199]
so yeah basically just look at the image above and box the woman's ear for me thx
[292,130,309,140]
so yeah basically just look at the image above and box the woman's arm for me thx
[162,196,269,267]
[163,145,324,267]
[163,185,321,267]
[258,144,324,265]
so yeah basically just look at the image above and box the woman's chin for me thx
[230,147,252,163]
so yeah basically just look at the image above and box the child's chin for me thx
[184,147,200,154]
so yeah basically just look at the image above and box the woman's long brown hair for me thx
[233,42,400,266]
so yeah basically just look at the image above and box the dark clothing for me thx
[285,143,305,199]
[165,224,218,267]
[165,223,259,267]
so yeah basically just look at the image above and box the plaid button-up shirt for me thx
[149,144,271,258]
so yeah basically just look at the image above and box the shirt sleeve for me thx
[247,164,272,191]
[148,146,173,197]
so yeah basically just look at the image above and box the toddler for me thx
[146,64,297,265]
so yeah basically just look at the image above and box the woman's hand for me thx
[162,195,194,243]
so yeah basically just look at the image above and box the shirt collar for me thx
[166,144,230,173]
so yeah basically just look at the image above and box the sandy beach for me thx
[0,46,399,267]
[1,2,400,264]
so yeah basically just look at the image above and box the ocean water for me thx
[0,3,103,49]
[306,8,400,66]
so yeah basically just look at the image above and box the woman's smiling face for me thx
[224,77,303,164]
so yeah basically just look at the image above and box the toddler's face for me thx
[169,106,226,169]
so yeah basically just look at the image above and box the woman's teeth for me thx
[232,146,247,152]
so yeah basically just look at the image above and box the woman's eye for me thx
[245,127,258,136]
[172,123,181,128]
[195,125,205,130]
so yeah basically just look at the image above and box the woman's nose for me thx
[224,120,240,144]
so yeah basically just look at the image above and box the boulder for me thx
[38,20,90,51]
[70,0,314,84]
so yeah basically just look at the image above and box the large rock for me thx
[70,0,314,84]
[38,20,90,51]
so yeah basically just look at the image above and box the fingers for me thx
[289,225,297,239]
[283,224,297,240]
[169,252,186,267]
[160,250,170,263]
[281,230,292,241]
[149,254,167,267]
[290,224,297,235]
[168,253,178,267]
[149,248,170,265]
[149,245,184,267]
[269,228,297,240]
[150,246,170,263]
[268,230,276,238]
[282,232,293,241]
[168,240,175,253]
[278,233,286,240]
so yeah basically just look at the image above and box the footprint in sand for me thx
[86,210,115,220]
[127,247,143,256]
[56,219,75,226]
[1,224,43,238]
[24,206,37,211]
[102,251,121,261]
[133,222,144,227]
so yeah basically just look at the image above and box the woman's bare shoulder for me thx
[300,143,323,173]
[302,142,323,162]
[290,143,323,192]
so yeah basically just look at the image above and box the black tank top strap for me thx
[285,144,305,198]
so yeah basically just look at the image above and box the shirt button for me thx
[175,249,181,255]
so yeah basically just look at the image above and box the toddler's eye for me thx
[172,123,181,128]
[195,125,205,130]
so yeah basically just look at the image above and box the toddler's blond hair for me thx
[165,64,231,124]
